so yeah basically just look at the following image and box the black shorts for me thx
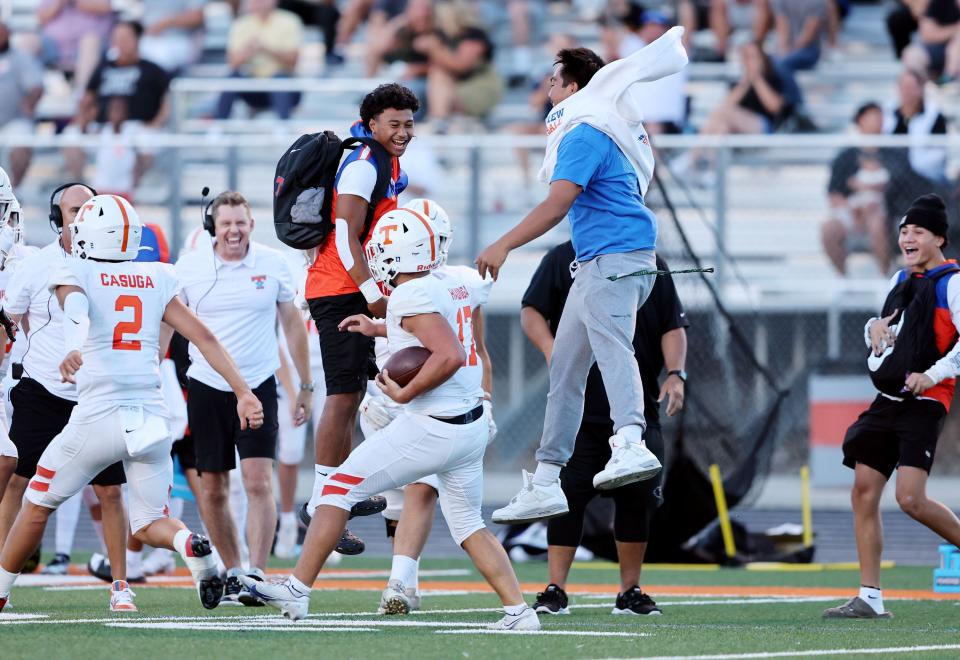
[9,378,125,485]
[308,292,377,395]
[187,377,279,473]
[842,395,945,479]
[171,433,196,471]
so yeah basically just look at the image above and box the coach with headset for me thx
[0,183,128,580]
[175,190,311,606]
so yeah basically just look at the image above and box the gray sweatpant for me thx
[536,249,656,467]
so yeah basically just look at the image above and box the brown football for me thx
[382,346,432,387]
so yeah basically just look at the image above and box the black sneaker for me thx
[336,529,365,555]
[612,587,661,615]
[86,552,146,584]
[220,575,244,606]
[41,553,71,575]
[299,496,388,525]
[534,583,570,614]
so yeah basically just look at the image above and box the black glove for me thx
[0,308,16,344]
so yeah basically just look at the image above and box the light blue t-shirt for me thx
[551,124,658,261]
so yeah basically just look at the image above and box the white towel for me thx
[539,26,689,196]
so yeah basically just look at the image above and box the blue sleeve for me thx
[551,126,604,188]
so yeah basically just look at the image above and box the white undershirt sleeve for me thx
[924,274,960,385]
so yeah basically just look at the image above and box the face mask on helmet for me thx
[366,208,442,291]
[1,198,23,246]
[0,166,14,231]
[404,198,451,262]
[70,195,143,262]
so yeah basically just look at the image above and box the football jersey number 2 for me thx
[113,295,143,351]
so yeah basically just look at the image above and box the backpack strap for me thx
[341,137,394,241]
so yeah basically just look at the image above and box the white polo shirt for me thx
[2,240,77,401]
[176,240,296,391]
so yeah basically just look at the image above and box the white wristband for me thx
[359,278,382,304]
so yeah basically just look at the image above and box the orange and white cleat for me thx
[109,580,138,613]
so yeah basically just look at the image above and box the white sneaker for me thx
[406,587,421,612]
[109,581,137,613]
[142,549,176,576]
[239,576,310,621]
[275,519,299,559]
[490,606,540,631]
[592,435,661,491]
[377,579,410,615]
[491,470,569,524]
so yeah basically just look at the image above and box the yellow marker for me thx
[800,465,813,547]
[709,463,736,558]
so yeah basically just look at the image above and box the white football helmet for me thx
[404,198,451,262]
[2,197,23,245]
[0,167,16,232]
[71,195,142,261]
[366,207,443,289]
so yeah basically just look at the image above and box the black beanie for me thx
[899,193,949,246]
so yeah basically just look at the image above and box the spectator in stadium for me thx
[0,183,128,593]
[886,0,921,60]
[884,68,949,183]
[280,1,344,66]
[679,41,784,183]
[0,22,44,187]
[769,0,829,117]
[91,97,137,202]
[416,3,503,128]
[300,84,419,553]
[370,0,437,107]
[216,0,303,120]
[337,0,406,64]
[606,8,688,135]
[901,0,960,80]
[522,242,687,617]
[175,190,312,605]
[64,20,171,182]
[138,0,206,74]
[37,0,114,93]
[824,193,960,620]
[820,102,907,276]
[678,0,766,61]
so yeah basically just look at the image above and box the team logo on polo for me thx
[251,275,267,289]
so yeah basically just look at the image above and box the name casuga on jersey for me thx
[49,259,180,422]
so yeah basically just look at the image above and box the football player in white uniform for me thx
[362,199,498,615]
[244,208,538,630]
[0,196,264,614]
[0,171,30,506]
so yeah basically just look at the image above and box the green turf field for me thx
[3,558,959,660]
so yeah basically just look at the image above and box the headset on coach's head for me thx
[48,182,98,234]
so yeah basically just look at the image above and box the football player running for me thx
[0,171,31,506]
[0,196,264,614]
[361,198,498,615]
[243,208,537,630]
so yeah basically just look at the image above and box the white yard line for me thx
[614,645,960,660]
[439,630,650,637]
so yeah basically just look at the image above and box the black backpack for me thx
[868,263,960,397]
[273,131,392,250]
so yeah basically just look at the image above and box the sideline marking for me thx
[619,644,960,660]
[439,630,649,637]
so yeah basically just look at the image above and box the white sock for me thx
[503,603,527,616]
[126,550,142,577]
[172,529,192,558]
[390,555,419,591]
[859,585,884,614]
[532,462,561,487]
[0,565,19,597]
[308,464,335,514]
[280,511,297,530]
[616,424,646,445]
[91,520,106,554]
[288,575,311,596]
[55,492,82,556]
